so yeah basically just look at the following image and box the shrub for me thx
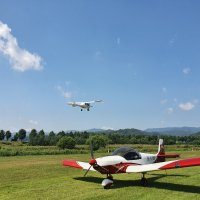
[57,136,76,149]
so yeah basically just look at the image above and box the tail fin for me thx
[157,139,165,155]
[155,139,180,163]
[155,139,166,162]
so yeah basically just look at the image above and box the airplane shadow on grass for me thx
[74,174,200,194]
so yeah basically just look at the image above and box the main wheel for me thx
[141,177,148,187]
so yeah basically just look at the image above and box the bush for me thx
[86,135,108,151]
[57,136,76,149]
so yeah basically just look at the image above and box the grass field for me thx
[0,150,200,200]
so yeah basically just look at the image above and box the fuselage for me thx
[93,153,157,174]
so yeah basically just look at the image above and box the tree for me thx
[5,130,11,141]
[18,129,26,141]
[48,131,57,146]
[12,133,18,141]
[0,130,5,141]
[29,129,38,145]
[57,131,66,140]
[57,136,76,149]
[86,135,108,151]
[38,130,45,145]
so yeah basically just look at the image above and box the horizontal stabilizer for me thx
[157,154,180,158]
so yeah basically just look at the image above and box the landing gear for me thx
[101,174,113,189]
[81,109,83,111]
[87,108,90,111]
[107,174,113,180]
[140,173,148,187]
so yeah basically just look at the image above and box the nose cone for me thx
[89,159,97,165]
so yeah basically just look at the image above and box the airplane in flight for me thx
[63,139,200,189]
[67,100,103,111]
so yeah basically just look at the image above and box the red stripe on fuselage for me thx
[63,160,82,169]
[94,163,140,174]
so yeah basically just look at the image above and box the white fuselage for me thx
[95,153,157,167]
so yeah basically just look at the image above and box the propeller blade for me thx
[83,142,95,177]
[90,142,94,159]
[84,165,92,177]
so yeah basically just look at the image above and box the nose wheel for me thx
[101,175,114,189]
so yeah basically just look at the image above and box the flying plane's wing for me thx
[87,100,103,104]
[126,157,200,173]
[63,160,96,171]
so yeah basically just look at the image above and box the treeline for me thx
[1,129,200,146]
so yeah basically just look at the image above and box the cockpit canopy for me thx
[112,147,141,160]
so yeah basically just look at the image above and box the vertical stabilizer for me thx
[157,139,165,155]
[155,139,165,162]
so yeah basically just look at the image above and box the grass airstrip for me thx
[0,146,200,200]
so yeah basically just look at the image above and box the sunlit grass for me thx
[0,150,200,200]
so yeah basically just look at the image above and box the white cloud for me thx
[167,107,174,114]
[179,102,195,111]
[183,68,191,75]
[29,120,38,125]
[169,34,177,46]
[169,38,175,45]
[0,21,43,72]
[94,50,104,61]
[160,99,168,105]
[117,37,121,45]
[101,126,115,130]
[162,87,167,93]
[56,85,72,99]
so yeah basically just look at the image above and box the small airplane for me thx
[67,100,103,111]
[63,139,200,189]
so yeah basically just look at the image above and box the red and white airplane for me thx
[63,139,200,189]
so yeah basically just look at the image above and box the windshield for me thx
[112,147,141,160]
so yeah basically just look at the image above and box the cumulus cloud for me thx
[160,99,168,105]
[56,85,72,99]
[0,21,43,72]
[167,107,174,114]
[29,119,38,125]
[183,68,191,75]
[179,102,195,111]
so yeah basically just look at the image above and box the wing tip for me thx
[63,160,82,169]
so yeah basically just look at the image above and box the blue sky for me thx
[0,0,200,132]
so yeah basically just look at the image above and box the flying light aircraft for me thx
[63,139,200,189]
[67,100,103,111]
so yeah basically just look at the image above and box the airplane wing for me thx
[63,160,96,171]
[87,100,103,104]
[126,157,200,173]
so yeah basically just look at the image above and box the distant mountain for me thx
[86,128,146,135]
[111,128,146,135]
[86,128,108,133]
[192,132,200,136]
[145,127,200,136]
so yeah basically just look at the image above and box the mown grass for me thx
[0,150,200,200]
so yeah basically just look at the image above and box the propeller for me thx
[90,141,94,159]
[84,141,96,177]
